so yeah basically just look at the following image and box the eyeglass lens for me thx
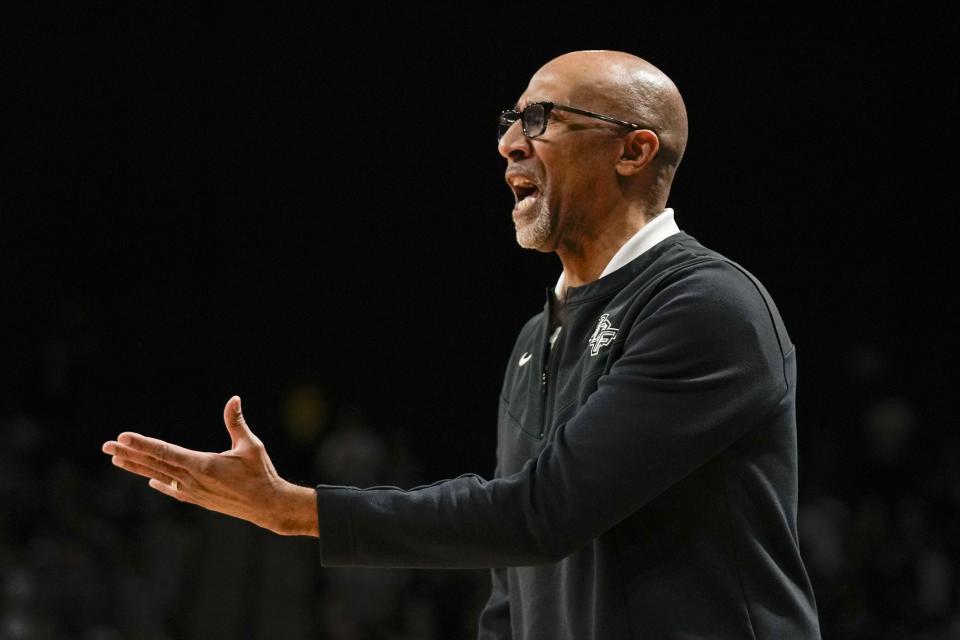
[498,103,548,140]
[521,104,546,137]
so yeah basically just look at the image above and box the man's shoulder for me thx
[648,232,728,268]
[625,234,793,357]
[608,232,737,297]
[637,233,774,298]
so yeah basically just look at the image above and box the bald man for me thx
[103,51,821,639]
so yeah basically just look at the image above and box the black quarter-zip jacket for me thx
[316,232,821,639]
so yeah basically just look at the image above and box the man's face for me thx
[498,70,624,253]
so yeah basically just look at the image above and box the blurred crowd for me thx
[795,344,960,639]
[2,318,957,638]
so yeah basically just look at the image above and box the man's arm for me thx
[101,396,319,537]
[102,262,786,567]
[313,261,790,567]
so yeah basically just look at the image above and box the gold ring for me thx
[170,479,179,491]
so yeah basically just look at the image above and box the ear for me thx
[616,129,660,176]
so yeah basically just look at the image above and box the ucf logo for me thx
[588,313,619,356]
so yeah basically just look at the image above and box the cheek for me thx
[557,170,602,201]
[542,141,615,207]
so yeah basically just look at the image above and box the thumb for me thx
[223,395,255,450]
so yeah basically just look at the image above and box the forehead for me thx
[517,70,567,107]
[517,64,609,110]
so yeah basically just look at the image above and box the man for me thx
[103,50,822,639]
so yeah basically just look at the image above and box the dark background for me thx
[2,6,956,639]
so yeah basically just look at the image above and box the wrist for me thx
[271,481,319,537]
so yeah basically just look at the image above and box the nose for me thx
[497,119,532,161]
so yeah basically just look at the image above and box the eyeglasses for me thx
[497,101,645,140]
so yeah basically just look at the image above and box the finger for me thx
[148,477,191,502]
[111,454,177,486]
[114,432,202,470]
[223,396,255,449]
[109,441,184,479]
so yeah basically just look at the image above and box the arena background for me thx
[2,7,954,639]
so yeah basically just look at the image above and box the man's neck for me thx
[553,208,678,300]
[557,210,651,290]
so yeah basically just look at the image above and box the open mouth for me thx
[508,175,540,212]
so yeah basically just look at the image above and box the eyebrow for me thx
[513,100,571,121]
[514,99,546,110]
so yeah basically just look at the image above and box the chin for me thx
[515,227,550,251]
[514,210,554,251]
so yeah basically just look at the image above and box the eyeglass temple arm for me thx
[552,104,643,130]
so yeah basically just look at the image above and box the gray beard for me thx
[515,197,553,250]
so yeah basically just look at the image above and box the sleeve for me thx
[316,261,790,568]
[476,567,512,639]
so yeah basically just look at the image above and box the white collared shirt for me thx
[554,208,681,299]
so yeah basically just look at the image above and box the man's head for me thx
[498,51,688,253]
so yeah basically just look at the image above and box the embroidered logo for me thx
[588,313,619,356]
[518,352,533,367]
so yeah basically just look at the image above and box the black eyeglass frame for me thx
[497,101,649,140]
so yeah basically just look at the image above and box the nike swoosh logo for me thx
[518,352,533,367]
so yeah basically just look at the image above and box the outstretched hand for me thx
[102,396,318,537]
